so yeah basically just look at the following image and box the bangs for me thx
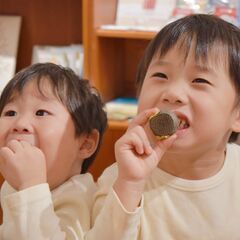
[34,76,66,102]
[1,74,67,112]
[136,14,236,90]
[155,34,229,73]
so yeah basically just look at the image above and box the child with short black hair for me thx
[92,14,240,239]
[0,62,107,239]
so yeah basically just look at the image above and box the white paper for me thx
[32,44,84,77]
[0,15,21,91]
[116,0,176,31]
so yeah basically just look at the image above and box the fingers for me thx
[19,140,32,149]
[0,140,34,164]
[0,146,16,181]
[6,139,22,153]
[125,108,178,159]
[121,109,157,156]
[6,139,32,152]
[128,108,158,129]
[128,127,153,155]
[0,146,14,160]
[154,134,177,157]
[0,140,28,168]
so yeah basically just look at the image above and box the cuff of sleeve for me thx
[93,187,142,239]
[111,187,144,214]
[4,183,51,210]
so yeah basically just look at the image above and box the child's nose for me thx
[161,84,187,105]
[12,116,33,133]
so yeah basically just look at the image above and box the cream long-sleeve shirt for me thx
[93,143,240,240]
[0,172,142,240]
[0,173,96,240]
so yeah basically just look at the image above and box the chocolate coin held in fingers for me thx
[149,110,180,140]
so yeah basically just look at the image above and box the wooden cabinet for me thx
[83,0,157,179]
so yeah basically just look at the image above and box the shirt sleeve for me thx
[0,175,95,240]
[86,165,142,240]
[1,183,67,240]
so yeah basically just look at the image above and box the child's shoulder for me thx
[227,143,240,156]
[53,173,96,196]
[226,143,240,166]
[97,163,118,187]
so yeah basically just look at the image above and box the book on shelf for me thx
[113,0,176,32]
[32,44,84,77]
[105,97,138,121]
[101,1,240,32]
[0,15,22,91]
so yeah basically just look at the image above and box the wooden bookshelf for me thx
[96,28,157,40]
[83,0,156,179]
[83,0,153,103]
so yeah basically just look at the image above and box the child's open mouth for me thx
[178,119,189,130]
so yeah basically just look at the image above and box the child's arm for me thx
[0,140,93,239]
[0,180,94,239]
[86,109,176,240]
[113,108,177,211]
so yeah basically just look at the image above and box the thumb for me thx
[153,134,177,158]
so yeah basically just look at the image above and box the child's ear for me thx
[231,107,240,133]
[78,129,100,159]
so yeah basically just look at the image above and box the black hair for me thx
[0,62,108,173]
[136,14,240,142]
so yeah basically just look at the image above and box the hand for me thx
[114,108,177,211]
[115,108,177,183]
[0,140,47,190]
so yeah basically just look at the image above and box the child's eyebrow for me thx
[150,60,170,68]
[194,64,217,75]
[4,95,17,104]
[152,59,218,76]
[35,93,56,101]
[157,60,170,66]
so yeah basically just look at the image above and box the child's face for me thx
[0,78,84,189]
[138,44,240,152]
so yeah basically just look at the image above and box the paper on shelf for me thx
[115,0,176,31]
[32,44,84,77]
[0,15,21,91]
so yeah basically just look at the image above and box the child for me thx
[92,14,240,239]
[0,62,107,239]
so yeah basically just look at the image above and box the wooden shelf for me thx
[84,0,155,180]
[96,28,157,40]
[89,119,128,180]
[108,119,129,129]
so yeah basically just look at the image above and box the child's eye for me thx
[36,109,50,116]
[152,72,168,79]
[193,78,211,85]
[2,110,17,117]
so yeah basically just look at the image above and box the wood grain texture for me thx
[0,0,82,71]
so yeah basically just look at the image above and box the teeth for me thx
[178,120,188,129]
